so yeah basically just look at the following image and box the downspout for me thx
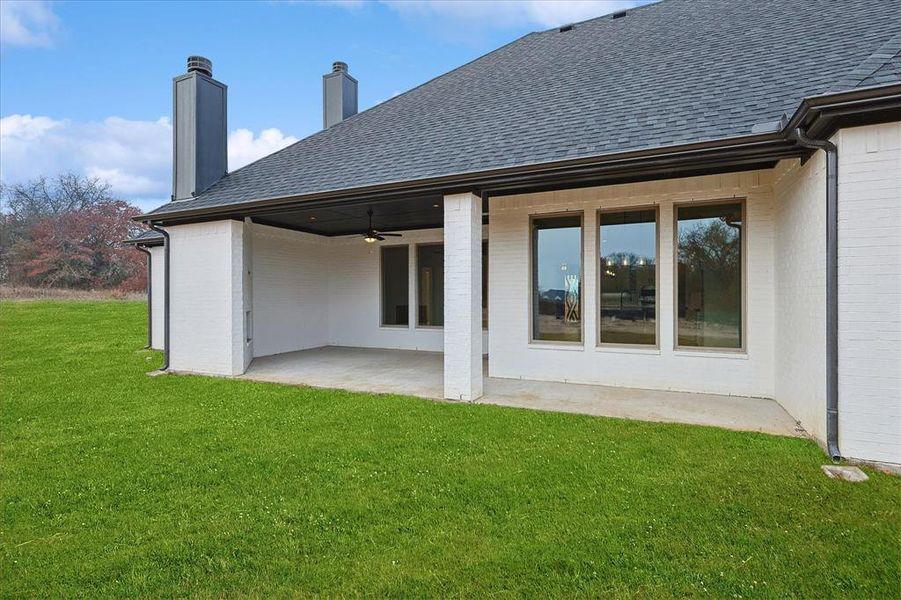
[791,127,840,460]
[135,246,152,349]
[148,223,170,371]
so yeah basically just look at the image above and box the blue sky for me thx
[1,0,648,211]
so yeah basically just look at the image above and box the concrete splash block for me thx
[821,465,869,482]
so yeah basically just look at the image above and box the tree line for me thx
[0,174,148,292]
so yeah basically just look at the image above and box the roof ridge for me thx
[538,0,665,33]
[828,32,901,92]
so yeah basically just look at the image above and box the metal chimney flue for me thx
[172,56,227,200]
[187,55,213,77]
[323,61,357,129]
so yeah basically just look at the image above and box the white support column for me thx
[443,192,483,401]
[168,219,249,376]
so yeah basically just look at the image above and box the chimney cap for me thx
[332,61,348,73]
[187,56,213,77]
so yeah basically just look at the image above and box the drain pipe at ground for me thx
[792,128,840,461]
[148,223,170,372]
[134,245,152,349]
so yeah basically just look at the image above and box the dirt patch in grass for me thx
[0,284,145,301]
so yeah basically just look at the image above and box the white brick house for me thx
[130,1,901,465]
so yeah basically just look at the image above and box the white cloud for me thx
[333,0,647,29]
[0,115,171,208]
[0,0,59,48]
[228,128,298,171]
[0,114,297,211]
[0,114,60,139]
[84,167,162,197]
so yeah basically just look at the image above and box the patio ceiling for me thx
[250,194,486,236]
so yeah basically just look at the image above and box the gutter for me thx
[148,223,170,371]
[134,246,152,349]
[792,128,840,461]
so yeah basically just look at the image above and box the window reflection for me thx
[677,203,743,348]
[381,246,409,326]
[417,244,444,327]
[532,215,582,342]
[599,209,656,345]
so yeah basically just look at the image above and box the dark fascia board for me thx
[123,238,165,247]
[137,84,901,226]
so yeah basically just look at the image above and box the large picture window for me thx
[676,202,743,349]
[381,245,409,326]
[599,208,657,345]
[531,214,582,343]
[417,244,444,327]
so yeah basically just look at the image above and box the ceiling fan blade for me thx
[378,232,403,237]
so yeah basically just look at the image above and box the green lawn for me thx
[1,301,899,598]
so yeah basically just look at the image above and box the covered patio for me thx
[240,347,803,437]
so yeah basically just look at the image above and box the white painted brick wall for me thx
[325,227,489,352]
[488,171,776,397]
[149,245,165,351]
[168,222,488,365]
[168,220,247,376]
[835,122,901,465]
[772,155,827,442]
[250,223,329,357]
[443,192,483,400]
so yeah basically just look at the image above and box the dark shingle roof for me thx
[829,33,901,91]
[147,0,901,217]
[124,229,165,245]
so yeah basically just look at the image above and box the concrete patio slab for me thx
[241,346,803,437]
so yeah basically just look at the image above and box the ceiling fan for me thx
[360,208,402,243]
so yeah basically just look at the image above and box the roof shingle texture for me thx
[147,0,901,217]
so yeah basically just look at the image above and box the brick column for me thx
[443,192,483,401]
[168,219,249,376]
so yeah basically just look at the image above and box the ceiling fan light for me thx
[363,235,378,243]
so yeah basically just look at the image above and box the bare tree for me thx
[1,173,147,290]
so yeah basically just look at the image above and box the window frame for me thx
[414,242,444,329]
[596,205,660,349]
[672,198,747,353]
[379,243,411,329]
[482,238,489,331]
[528,211,585,346]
